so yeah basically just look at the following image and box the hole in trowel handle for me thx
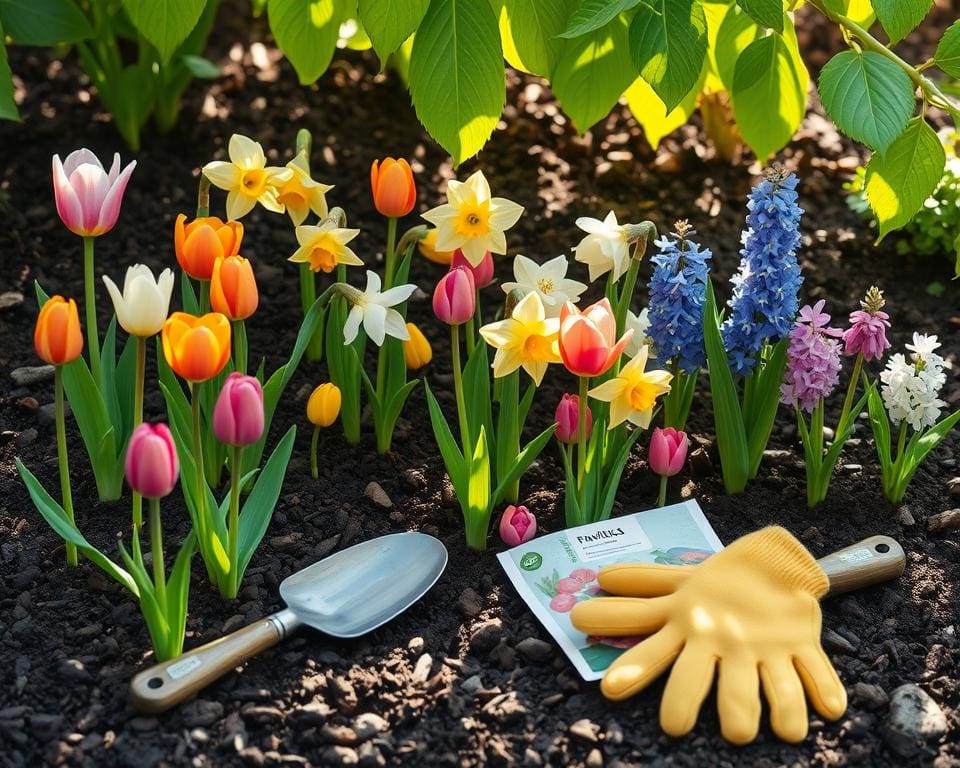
[148,677,164,689]
[875,543,890,553]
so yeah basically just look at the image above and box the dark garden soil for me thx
[2,4,960,767]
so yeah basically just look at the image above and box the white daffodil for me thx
[625,308,652,359]
[574,210,631,283]
[290,220,363,273]
[421,170,523,267]
[276,151,333,226]
[202,134,294,220]
[501,254,587,318]
[102,264,175,338]
[341,271,416,347]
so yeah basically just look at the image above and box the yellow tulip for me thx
[307,383,341,427]
[403,322,432,369]
[417,228,454,265]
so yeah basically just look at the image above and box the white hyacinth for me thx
[880,333,950,431]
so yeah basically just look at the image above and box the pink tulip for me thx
[52,149,136,237]
[569,568,597,584]
[649,427,688,477]
[550,593,577,612]
[556,577,582,594]
[555,393,592,444]
[499,504,537,546]
[125,423,179,498]
[213,373,265,447]
[559,299,633,377]
[433,266,476,325]
[451,248,494,288]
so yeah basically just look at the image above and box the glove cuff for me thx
[726,526,829,598]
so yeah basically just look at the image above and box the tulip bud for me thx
[210,255,259,321]
[102,264,175,338]
[213,373,265,447]
[418,228,454,265]
[34,296,84,366]
[370,158,416,218]
[161,312,232,383]
[174,214,244,281]
[52,149,136,238]
[499,505,537,546]
[649,427,688,477]
[307,383,341,427]
[403,322,433,369]
[433,266,476,325]
[451,248,494,288]
[555,393,592,444]
[125,423,179,498]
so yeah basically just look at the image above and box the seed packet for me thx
[497,500,723,680]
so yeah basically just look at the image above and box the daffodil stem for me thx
[657,475,668,508]
[384,216,398,290]
[577,376,589,512]
[55,366,78,567]
[83,236,101,384]
[838,353,864,428]
[197,175,210,218]
[310,426,319,480]
[615,253,641,336]
[451,326,470,450]
[150,496,167,608]
[227,445,242,599]
[233,320,248,375]
[199,280,210,315]
[132,336,146,548]
[300,264,323,362]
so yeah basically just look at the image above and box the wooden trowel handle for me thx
[818,535,905,597]
[130,615,286,714]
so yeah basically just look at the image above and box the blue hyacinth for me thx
[722,169,804,374]
[647,221,712,374]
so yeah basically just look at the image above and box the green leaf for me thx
[358,0,428,60]
[497,0,570,77]
[865,117,945,239]
[731,25,807,159]
[269,0,346,84]
[713,4,761,90]
[409,0,505,164]
[817,49,915,153]
[559,0,638,39]
[898,409,960,495]
[628,0,707,112]
[463,339,493,449]
[735,0,782,32]
[625,62,705,149]
[552,13,635,132]
[0,0,92,45]
[121,0,206,63]
[936,19,960,79]
[743,339,788,476]
[424,380,467,491]
[597,428,642,522]
[493,423,557,505]
[0,19,19,121]
[181,54,221,79]
[872,0,931,44]
[467,426,491,520]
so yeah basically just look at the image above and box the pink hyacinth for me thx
[843,286,890,362]
[52,149,136,237]
[781,300,843,413]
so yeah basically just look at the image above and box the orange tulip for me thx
[174,214,244,281]
[559,299,633,378]
[210,255,259,321]
[161,312,231,382]
[370,158,416,217]
[34,296,83,366]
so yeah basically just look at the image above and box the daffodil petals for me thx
[343,305,364,345]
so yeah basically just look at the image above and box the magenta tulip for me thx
[649,427,688,477]
[125,423,179,499]
[52,149,136,237]
[555,393,592,444]
[213,373,265,447]
[451,248,494,288]
[499,504,537,546]
[432,266,476,325]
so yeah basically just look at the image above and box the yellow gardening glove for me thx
[570,526,847,745]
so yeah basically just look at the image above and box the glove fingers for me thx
[759,658,809,743]
[793,647,847,721]
[600,626,683,701]
[717,657,761,745]
[570,595,670,636]
[659,643,717,737]
[598,563,692,597]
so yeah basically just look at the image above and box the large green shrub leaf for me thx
[0,20,18,121]
[735,0,782,32]
[625,63,705,148]
[713,4,761,90]
[872,0,931,44]
[122,0,206,63]
[409,0,504,164]
[628,0,707,112]
[935,19,960,79]
[730,25,807,159]
[269,0,346,84]
[552,14,634,132]
[559,0,638,39]
[358,0,428,61]
[817,50,914,153]
[497,0,570,78]
[0,0,91,45]
[865,117,945,239]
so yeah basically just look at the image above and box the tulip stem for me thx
[233,320,248,375]
[384,216,398,290]
[197,174,210,218]
[577,376,589,512]
[464,316,476,357]
[199,280,210,315]
[657,475,668,508]
[310,426,319,479]
[838,352,864,429]
[190,384,209,561]
[83,236,101,384]
[150,496,167,608]
[451,326,470,449]
[55,366,78,567]
[132,336,146,562]
[227,445,242,599]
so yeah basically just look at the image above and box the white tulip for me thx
[103,264,175,338]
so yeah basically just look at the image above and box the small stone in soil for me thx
[851,682,889,710]
[352,712,388,741]
[59,659,90,681]
[469,619,503,653]
[364,481,392,508]
[457,587,482,618]
[927,509,960,533]
[407,636,425,655]
[181,699,224,728]
[0,291,24,310]
[569,719,599,742]
[884,684,947,757]
[897,506,916,527]
[516,637,554,663]
[322,745,359,765]
[411,653,433,682]
[15,428,37,448]
[822,628,857,655]
[10,365,55,386]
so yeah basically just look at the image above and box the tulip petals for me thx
[62,147,102,176]
[125,423,179,498]
[95,159,136,234]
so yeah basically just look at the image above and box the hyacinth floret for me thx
[881,333,951,431]
[647,220,712,374]
[780,300,842,413]
[843,286,891,361]
[722,168,804,374]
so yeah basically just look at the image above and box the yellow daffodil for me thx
[202,134,294,220]
[289,220,363,273]
[479,292,561,386]
[276,151,333,226]
[421,170,523,267]
[588,345,672,429]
